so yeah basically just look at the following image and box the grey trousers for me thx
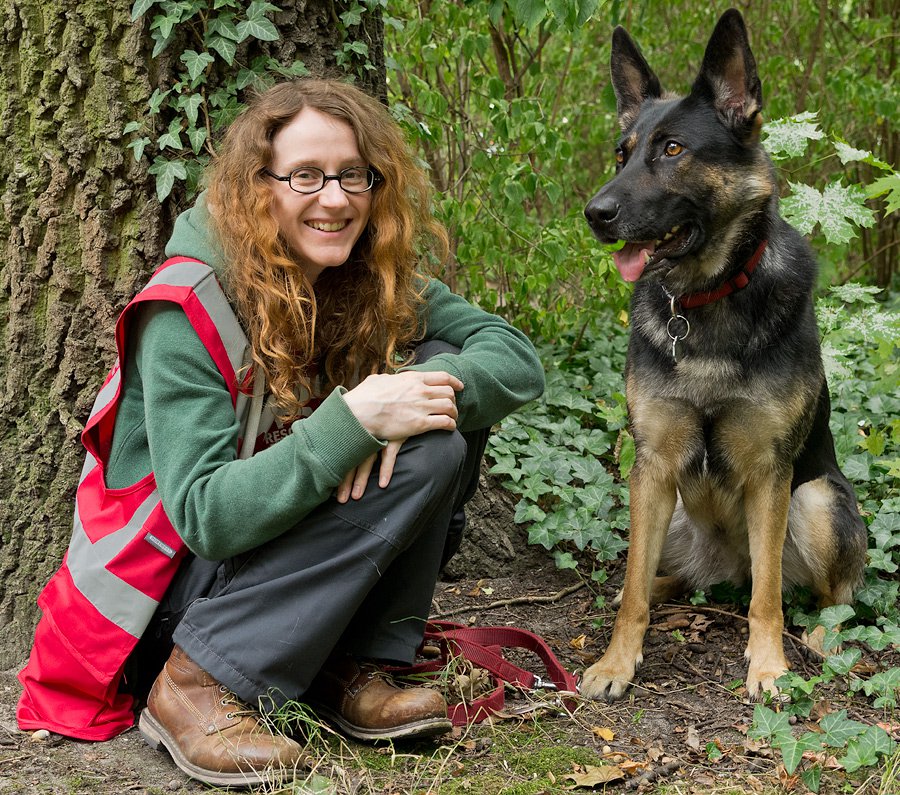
[127,353,488,709]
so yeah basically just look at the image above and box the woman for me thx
[17,79,544,785]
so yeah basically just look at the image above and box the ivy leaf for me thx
[801,764,822,792]
[186,126,208,155]
[842,454,871,482]
[824,648,861,675]
[748,705,792,744]
[157,118,184,151]
[859,668,900,699]
[818,604,855,630]
[781,733,822,775]
[527,522,555,550]
[181,50,215,84]
[122,120,142,135]
[130,0,157,21]
[207,34,237,65]
[207,14,240,41]
[840,725,895,773]
[819,709,867,747]
[150,12,177,40]
[340,2,364,26]
[590,529,628,561]
[763,112,824,160]
[237,15,279,43]
[148,87,171,115]
[870,510,900,550]
[177,93,203,127]
[553,550,579,569]
[151,30,175,58]
[782,181,876,244]
[148,157,187,202]
[126,136,150,162]
[569,456,611,485]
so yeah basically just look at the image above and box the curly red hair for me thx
[207,79,448,419]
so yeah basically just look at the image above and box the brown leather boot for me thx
[139,645,305,786]
[305,656,451,741]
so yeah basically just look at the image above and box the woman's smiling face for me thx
[266,107,373,284]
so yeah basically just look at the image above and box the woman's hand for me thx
[336,370,463,502]
[342,370,464,440]
[336,439,405,503]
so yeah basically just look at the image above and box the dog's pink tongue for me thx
[613,242,654,282]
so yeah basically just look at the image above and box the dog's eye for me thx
[615,148,625,165]
[664,141,684,157]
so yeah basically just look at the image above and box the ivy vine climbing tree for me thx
[0,0,384,667]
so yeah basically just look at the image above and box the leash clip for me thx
[664,291,690,363]
[532,675,558,691]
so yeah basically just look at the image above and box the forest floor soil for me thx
[2,550,898,794]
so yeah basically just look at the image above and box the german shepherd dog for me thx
[581,9,867,701]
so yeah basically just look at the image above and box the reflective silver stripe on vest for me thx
[68,489,162,638]
[78,451,98,486]
[87,366,122,423]
[147,261,249,377]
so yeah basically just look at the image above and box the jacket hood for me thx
[164,191,228,278]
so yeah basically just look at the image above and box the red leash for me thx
[390,621,579,726]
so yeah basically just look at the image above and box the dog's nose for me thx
[584,195,620,228]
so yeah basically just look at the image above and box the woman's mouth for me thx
[306,220,349,232]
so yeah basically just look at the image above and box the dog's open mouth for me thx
[613,224,696,282]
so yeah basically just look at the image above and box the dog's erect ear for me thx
[691,9,763,142]
[610,26,662,131]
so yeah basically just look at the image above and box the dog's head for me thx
[584,9,776,293]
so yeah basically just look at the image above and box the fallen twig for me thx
[432,581,587,619]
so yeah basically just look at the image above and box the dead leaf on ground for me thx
[591,726,615,742]
[569,633,587,650]
[686,725,701,752]
[877,721,900,737]
[618,758,649,775]
[776,765,801,791]
[689,615,713,632]
[564,764,625,787]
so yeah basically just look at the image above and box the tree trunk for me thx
[0,0,384,669]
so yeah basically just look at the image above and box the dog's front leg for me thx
[744,476,792,699]
[581,460,677,701]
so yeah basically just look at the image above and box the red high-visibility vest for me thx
[17,257,252,740]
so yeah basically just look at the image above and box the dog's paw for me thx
[580,651,642,702]
[744,647,789,701]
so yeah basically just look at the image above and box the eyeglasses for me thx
[263,165,382,194]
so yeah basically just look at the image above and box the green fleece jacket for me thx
[106,195,544,560]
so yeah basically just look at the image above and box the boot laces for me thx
[217,684,258,720]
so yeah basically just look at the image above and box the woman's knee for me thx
[398,429,467,497]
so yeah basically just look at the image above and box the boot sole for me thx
[138,708,286,787]
[309,703,452,742]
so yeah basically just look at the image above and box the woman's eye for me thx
[341,168,365,183]
[664,141,684,157]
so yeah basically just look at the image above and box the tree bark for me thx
[0,0,384,668]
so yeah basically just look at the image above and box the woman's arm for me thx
[132,303,384,560]
[402,278,545,430]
